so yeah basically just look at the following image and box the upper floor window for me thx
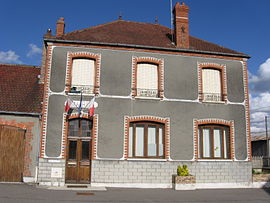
[137,63,158,97]
[198,63,227,103]
[132,57,164,98]
[128,121,164,158]
[66,52,101,95]
[202,68,222,102]
[198,124,231,159]
[71,59,95,94]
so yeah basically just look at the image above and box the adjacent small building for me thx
[0,64,43,182]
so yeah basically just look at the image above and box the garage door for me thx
[0,125,25,182]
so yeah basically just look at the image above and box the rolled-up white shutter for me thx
[72,59,95,87]
[137,63,158,90]
[202,68,221,94]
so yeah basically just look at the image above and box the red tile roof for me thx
[0,64,43,114]
[49,20,248,57]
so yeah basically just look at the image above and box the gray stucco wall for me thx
[44,46,248,160]
[0,114,40,177]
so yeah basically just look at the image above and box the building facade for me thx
[38,2,252,188]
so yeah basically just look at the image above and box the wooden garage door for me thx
[0,125,25,182]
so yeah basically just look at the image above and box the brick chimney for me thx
[56,17,65,37]
[173,2,189,49]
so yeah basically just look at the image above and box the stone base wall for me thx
[36,159,252,187]
[91,160,252,185]
[38,158,65,186]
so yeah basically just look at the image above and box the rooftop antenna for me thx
[170,0,174,44]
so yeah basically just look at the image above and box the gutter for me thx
[0,111,41,117]
[44,38,251,59]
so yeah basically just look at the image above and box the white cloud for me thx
[249,58,270,134]
[250,92,270,133]
[27,43,42,57]
[249,58,270,93]
[0,50,22,63]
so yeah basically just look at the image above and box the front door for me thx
[65,119,92,183]
[0,125,25,182]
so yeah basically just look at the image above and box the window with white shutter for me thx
[71,59,95,94]
[202,68,222,102]
[136,63,158,97]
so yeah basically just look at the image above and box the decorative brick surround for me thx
[124,116,170,159]
[62,113,98,160]
[0,119,34,176]
[197,62,228,102]
[131,57,164,98]
[193,119,235,160]
[65,52,101,95]
[40,45,53,158]
[242,60,251,161]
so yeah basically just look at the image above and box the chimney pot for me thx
[56,17,65,37]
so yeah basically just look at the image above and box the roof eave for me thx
[44,38,251,59]
[0,111,41,117]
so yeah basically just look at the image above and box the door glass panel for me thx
[135,126,144,156]
[148,126,156,156]
[159,127,164,156]
[68,141,77,159]
[213,128,222,158]
[224,127,230,158]
[129,126,133,157]
[82,141,90,160]
[81,120,92,137]
[68,120,79,137]
[202,128,210,158]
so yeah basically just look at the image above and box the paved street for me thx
[0,183,269,203]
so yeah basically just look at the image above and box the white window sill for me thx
[68,92,95,96]
[135,96,162,101]
[202,100,226,104]
[197,159,233,162]
[127,158,167,162]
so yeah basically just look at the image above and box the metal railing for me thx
[70,85,94,94]
[137,88,158,97]
[202,93,223,102]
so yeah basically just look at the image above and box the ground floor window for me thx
[128,121,164,158]
[198,124,231,159]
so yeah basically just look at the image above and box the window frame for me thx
[132,57,164,99]
[66,52,101,95]
[128,121,165,159]
[198,63,227,103]
[198,124,231,159]
[70,58,96,94]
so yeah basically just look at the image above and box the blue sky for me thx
[1,0,270,133]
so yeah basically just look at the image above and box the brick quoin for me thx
[0,119,34,176]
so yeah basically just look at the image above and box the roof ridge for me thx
[62,19,170,36]
[62,20,122,36]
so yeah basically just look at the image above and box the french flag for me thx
[64,98,73,114]
[87,97,95,117]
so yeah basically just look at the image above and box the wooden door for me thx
[65,119,92,183]
[0,125,25,182]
